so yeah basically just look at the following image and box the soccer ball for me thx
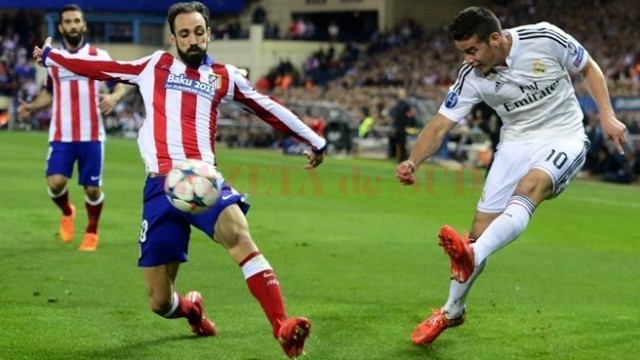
[164,159,224,214]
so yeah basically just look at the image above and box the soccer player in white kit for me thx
[395,7,628,345]
[33,2,324,358]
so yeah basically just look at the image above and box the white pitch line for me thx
[564,195,640,209]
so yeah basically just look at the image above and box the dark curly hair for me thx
[58,4,83,24]
[451,7,502,43]
[167,1,210,35]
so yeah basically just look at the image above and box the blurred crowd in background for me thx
[1,0,639,184]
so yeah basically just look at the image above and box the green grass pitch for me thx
[0,131,638,359]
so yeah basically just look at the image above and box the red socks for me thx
[162,252,288,338]
[240,252,287,337]
[49,187,73,215]
[48,187,105,234]
[85,193,104,234]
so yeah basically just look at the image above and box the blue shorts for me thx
[137,176,250,267]
[46,141,104,187]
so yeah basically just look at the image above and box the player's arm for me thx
[397,62,479,185]
[229,66,327,169]
[17,88,53,121]
[396,113,457,185]
[580,57,628,154]
[36,37,148,84]
[99,83,129,115]
[545,24,628,154]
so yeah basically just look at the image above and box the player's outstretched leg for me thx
[59,204,76,242]
[277,317,311,359]
[185,291,217,336]
[438,225,475,283]
[411,309,465,345]
[238,252,312,357]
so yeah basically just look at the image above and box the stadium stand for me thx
[1,0,638,183]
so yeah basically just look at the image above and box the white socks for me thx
[472,195,535,266]
[442,195,536,318]
[443,259,487,318]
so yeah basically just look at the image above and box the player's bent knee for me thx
[225,230,257,255]
[84,186,101,200]
[47,178,68,194]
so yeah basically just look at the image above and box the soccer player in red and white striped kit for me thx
[34,2,325,358]
[18,4,127,251]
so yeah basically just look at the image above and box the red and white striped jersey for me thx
[43,49,327,175]
[45,43,111,142]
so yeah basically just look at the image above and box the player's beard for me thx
[177,45,207,68]
[62,30,84,48]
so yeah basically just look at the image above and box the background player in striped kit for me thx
[395,7,628,345]
[33,2,325,358]
[17,4,127,251]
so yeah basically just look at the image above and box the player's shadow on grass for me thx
[394,341,453,360]
[77,333,212,359]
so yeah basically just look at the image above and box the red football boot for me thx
[411,308,465,345]
[438,225,475,283]
[277,317,311,359]
[186,291,217,336]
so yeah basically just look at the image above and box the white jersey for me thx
[439,22,589,142]
[45,42,111,142]
[43,50,326,175]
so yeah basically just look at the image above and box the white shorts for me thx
[478,137,590,213]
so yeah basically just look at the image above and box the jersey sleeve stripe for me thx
[519,34,567,48]
[234,87,309,144]
[517,27,568,41]
[452,63,474,95]
[517,28,568,47]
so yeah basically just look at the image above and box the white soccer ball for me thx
[164,159,224,214]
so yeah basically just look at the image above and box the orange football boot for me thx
[59,204,76,242]
[78,232,99,251]
[411,308,465,345]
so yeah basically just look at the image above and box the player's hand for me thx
[16,99,33,121]
[396,160,416,185]
[600,114,628,154]
[99,93,118,115]
[33,37,52,65]
[304,145,326,170]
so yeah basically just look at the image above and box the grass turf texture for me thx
[0,131,638,360]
